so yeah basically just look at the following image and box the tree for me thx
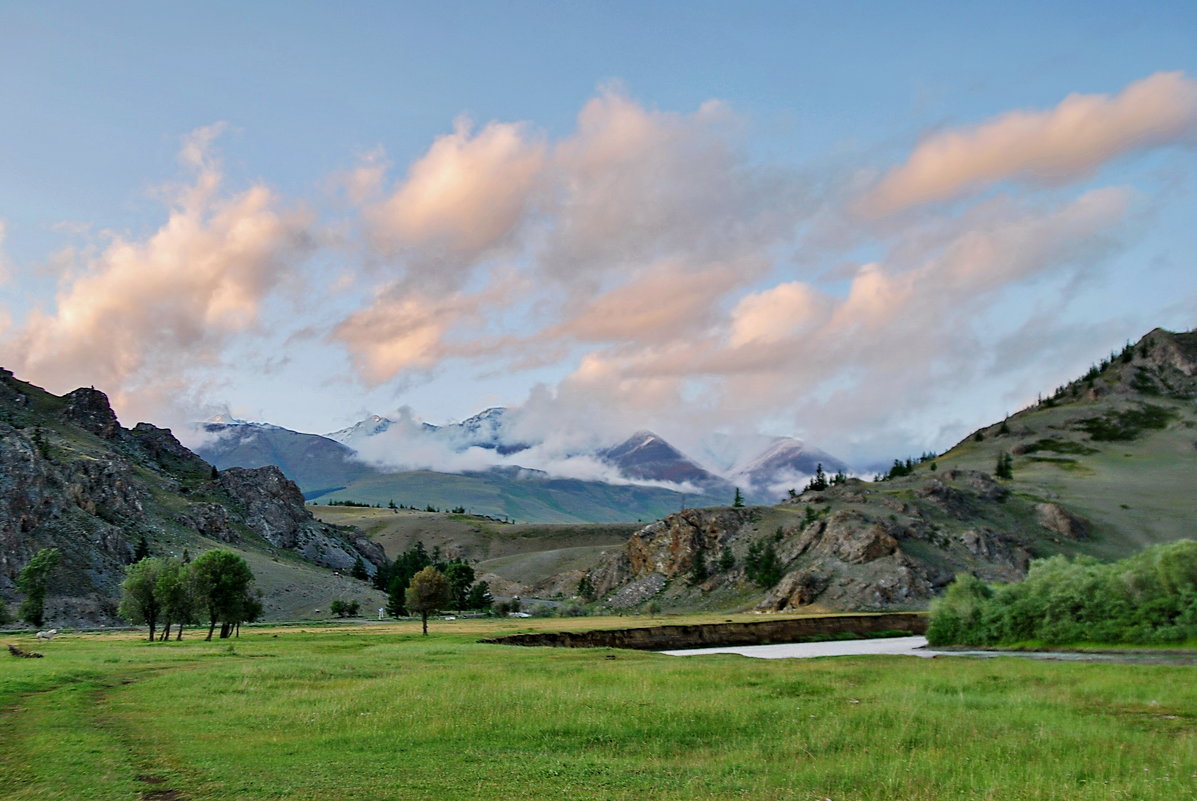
[156,560,193,641]
[405,566,450,635]
[805,463,828,492]
[995,452,1014,480]
[718,546,735,572]
[350,556,369,581]
[576,574,595,602]
[0,597,9,625]
[118,557,169,641]
[745,540,783,588]
[443,562,475,609]
[732,488,745,508]
[189,550,256,641]
[132,534,150,563]
[17,548,60,627]
[466,581,493,611]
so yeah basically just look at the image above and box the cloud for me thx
[330,290,483,383]
[542,88,807,289]
[550,259,748,344]
[364,116,545,281]
[0,126,313,419]
[333,87,809,387]
[530,187,1133,465]
[864,71,1197,215]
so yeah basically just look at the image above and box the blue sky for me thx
[1,2,1194,470]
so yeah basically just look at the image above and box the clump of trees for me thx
[373,541,492,617]
[928,540,1197,646]
[330,599,361,618]
[745,539,783,588]
[118,549,261,641]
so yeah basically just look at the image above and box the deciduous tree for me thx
[118,557,169,640]
[189,550,256,641]
[406,566,450,635]
[17,548,60,627]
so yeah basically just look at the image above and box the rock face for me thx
[586,469,1045,614]
[218,465,386,571]
[0,369,384,626]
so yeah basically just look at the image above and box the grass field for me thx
[3,618,1195,800]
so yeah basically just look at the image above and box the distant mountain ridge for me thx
[196,405,848,522]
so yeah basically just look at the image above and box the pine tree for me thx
[732,488,745,508]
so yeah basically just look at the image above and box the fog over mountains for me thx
[197,405,848,506]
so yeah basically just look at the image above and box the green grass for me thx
[3,622,1195,800]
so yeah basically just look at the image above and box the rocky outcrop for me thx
[1035,503,1088,540]
[130,423,214,477]
[586,465,1053,613]
[218,466,385,572]
[61,387,121,439]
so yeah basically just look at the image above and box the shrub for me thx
[928,541,1197,646]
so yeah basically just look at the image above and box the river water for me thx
[662,636,1197,664]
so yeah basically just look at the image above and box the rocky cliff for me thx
[0,369,384,625]
[586,327,1197,613]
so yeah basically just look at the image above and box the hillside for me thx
[0,370,386,626]
[585,327,1197,613]
[311,505,637,599]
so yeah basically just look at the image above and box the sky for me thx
[0,1,1195,471]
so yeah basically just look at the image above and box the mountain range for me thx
[195,407,848,522]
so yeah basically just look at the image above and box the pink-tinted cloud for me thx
[543,88,806,288]
[1,126,313,412]
[535,187,1132,463]
[330,289,482,383]
[365,117,545,275]
[864,71,1197,215]
[551,260,747,343]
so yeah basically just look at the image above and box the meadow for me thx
[2,617,1194,801]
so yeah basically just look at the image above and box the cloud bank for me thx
[1,73,1191,469]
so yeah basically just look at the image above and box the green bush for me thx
[928,540,1197,646]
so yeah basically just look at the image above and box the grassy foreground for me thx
[2,618,1195,800]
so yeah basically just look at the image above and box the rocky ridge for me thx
[0,369,384,625]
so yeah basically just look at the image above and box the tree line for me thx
[928,540,1197,646]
